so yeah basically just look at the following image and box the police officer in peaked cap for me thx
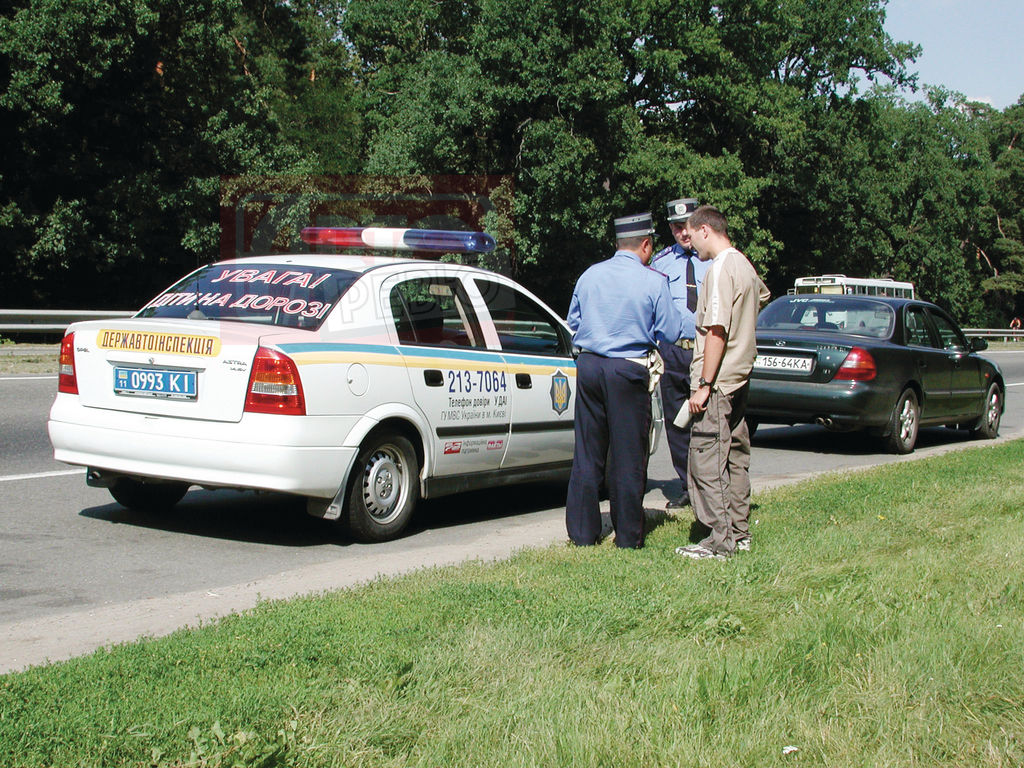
[650,198,711,510]
[566,212,683,548]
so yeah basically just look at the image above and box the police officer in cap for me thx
[650,198,710,509]
[566,212,682,548]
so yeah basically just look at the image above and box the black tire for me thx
[885,388,919,454]
[745,417,759,439]
[109,478,189,512]
[969,382,1003,439]
[344,430,420,542]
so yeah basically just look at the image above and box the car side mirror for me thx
[970,337,988,352]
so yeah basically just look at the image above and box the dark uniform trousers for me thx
[657,340,694,485]
[566,352,651,548]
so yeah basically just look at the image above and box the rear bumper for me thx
[48,397,359,497]
[746,378,897,429]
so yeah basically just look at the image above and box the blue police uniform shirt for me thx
[567,250,683,358]
[650,243,710,340]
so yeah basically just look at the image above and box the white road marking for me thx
[0,469,84,483]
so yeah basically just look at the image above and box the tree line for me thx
[1,0,1022,324]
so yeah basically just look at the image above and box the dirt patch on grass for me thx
[0,347,58,375]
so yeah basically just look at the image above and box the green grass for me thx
[3,442,1023,767]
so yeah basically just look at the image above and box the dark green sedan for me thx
[746,295,1004,453]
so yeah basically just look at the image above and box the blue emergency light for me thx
[301,227,496,254]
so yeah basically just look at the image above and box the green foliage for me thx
[2,0,1022,323]
[976,99,1024,322]
[344,0,654,304]
[341,0,941,310]
[767,87,994,319]
[0,0,358,308]
[171,719,295,767]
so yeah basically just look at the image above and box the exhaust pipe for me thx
[86,468,115,487]
[814,416,835,429]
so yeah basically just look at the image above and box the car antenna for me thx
[186,274,206,320]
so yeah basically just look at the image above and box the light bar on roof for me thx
[300,227,496,254]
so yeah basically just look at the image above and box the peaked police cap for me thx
[614,212,655,239]
[666,198,700,222]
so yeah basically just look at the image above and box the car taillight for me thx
[58,332,78,394]
[244,347,305,415]
[834,347,877,381]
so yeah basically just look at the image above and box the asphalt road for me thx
[3,350,1023,672]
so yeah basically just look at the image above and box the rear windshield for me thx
[136,264,359,330]
[758,297,895,338]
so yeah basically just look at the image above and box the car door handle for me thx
[516,373,532,389]
[423,369,444,387]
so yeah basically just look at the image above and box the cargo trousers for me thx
[686,382,751,555]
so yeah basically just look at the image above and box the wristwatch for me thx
[698,377,712,388]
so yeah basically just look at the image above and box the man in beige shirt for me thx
[675,206,770,559]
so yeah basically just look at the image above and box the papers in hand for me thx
[673,406,692,429]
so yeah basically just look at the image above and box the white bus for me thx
[791,274,915,299]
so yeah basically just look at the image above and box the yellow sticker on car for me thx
[97,330,221,357]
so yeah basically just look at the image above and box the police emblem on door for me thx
[550,370,570,415]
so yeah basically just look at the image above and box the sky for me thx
[883,0,1024,110]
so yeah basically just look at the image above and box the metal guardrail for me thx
[3,309,1024,341]
[963,329,1024,341]
[0,309,134,335]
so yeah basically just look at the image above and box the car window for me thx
[473,279,571,356]
[758,297,894,338]
[390,277,483,348]
[798,307,823,326]
[137,264,359,331]
[904,306,934,347]
[927,310,968,352]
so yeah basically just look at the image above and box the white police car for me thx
[48,228,585,541]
